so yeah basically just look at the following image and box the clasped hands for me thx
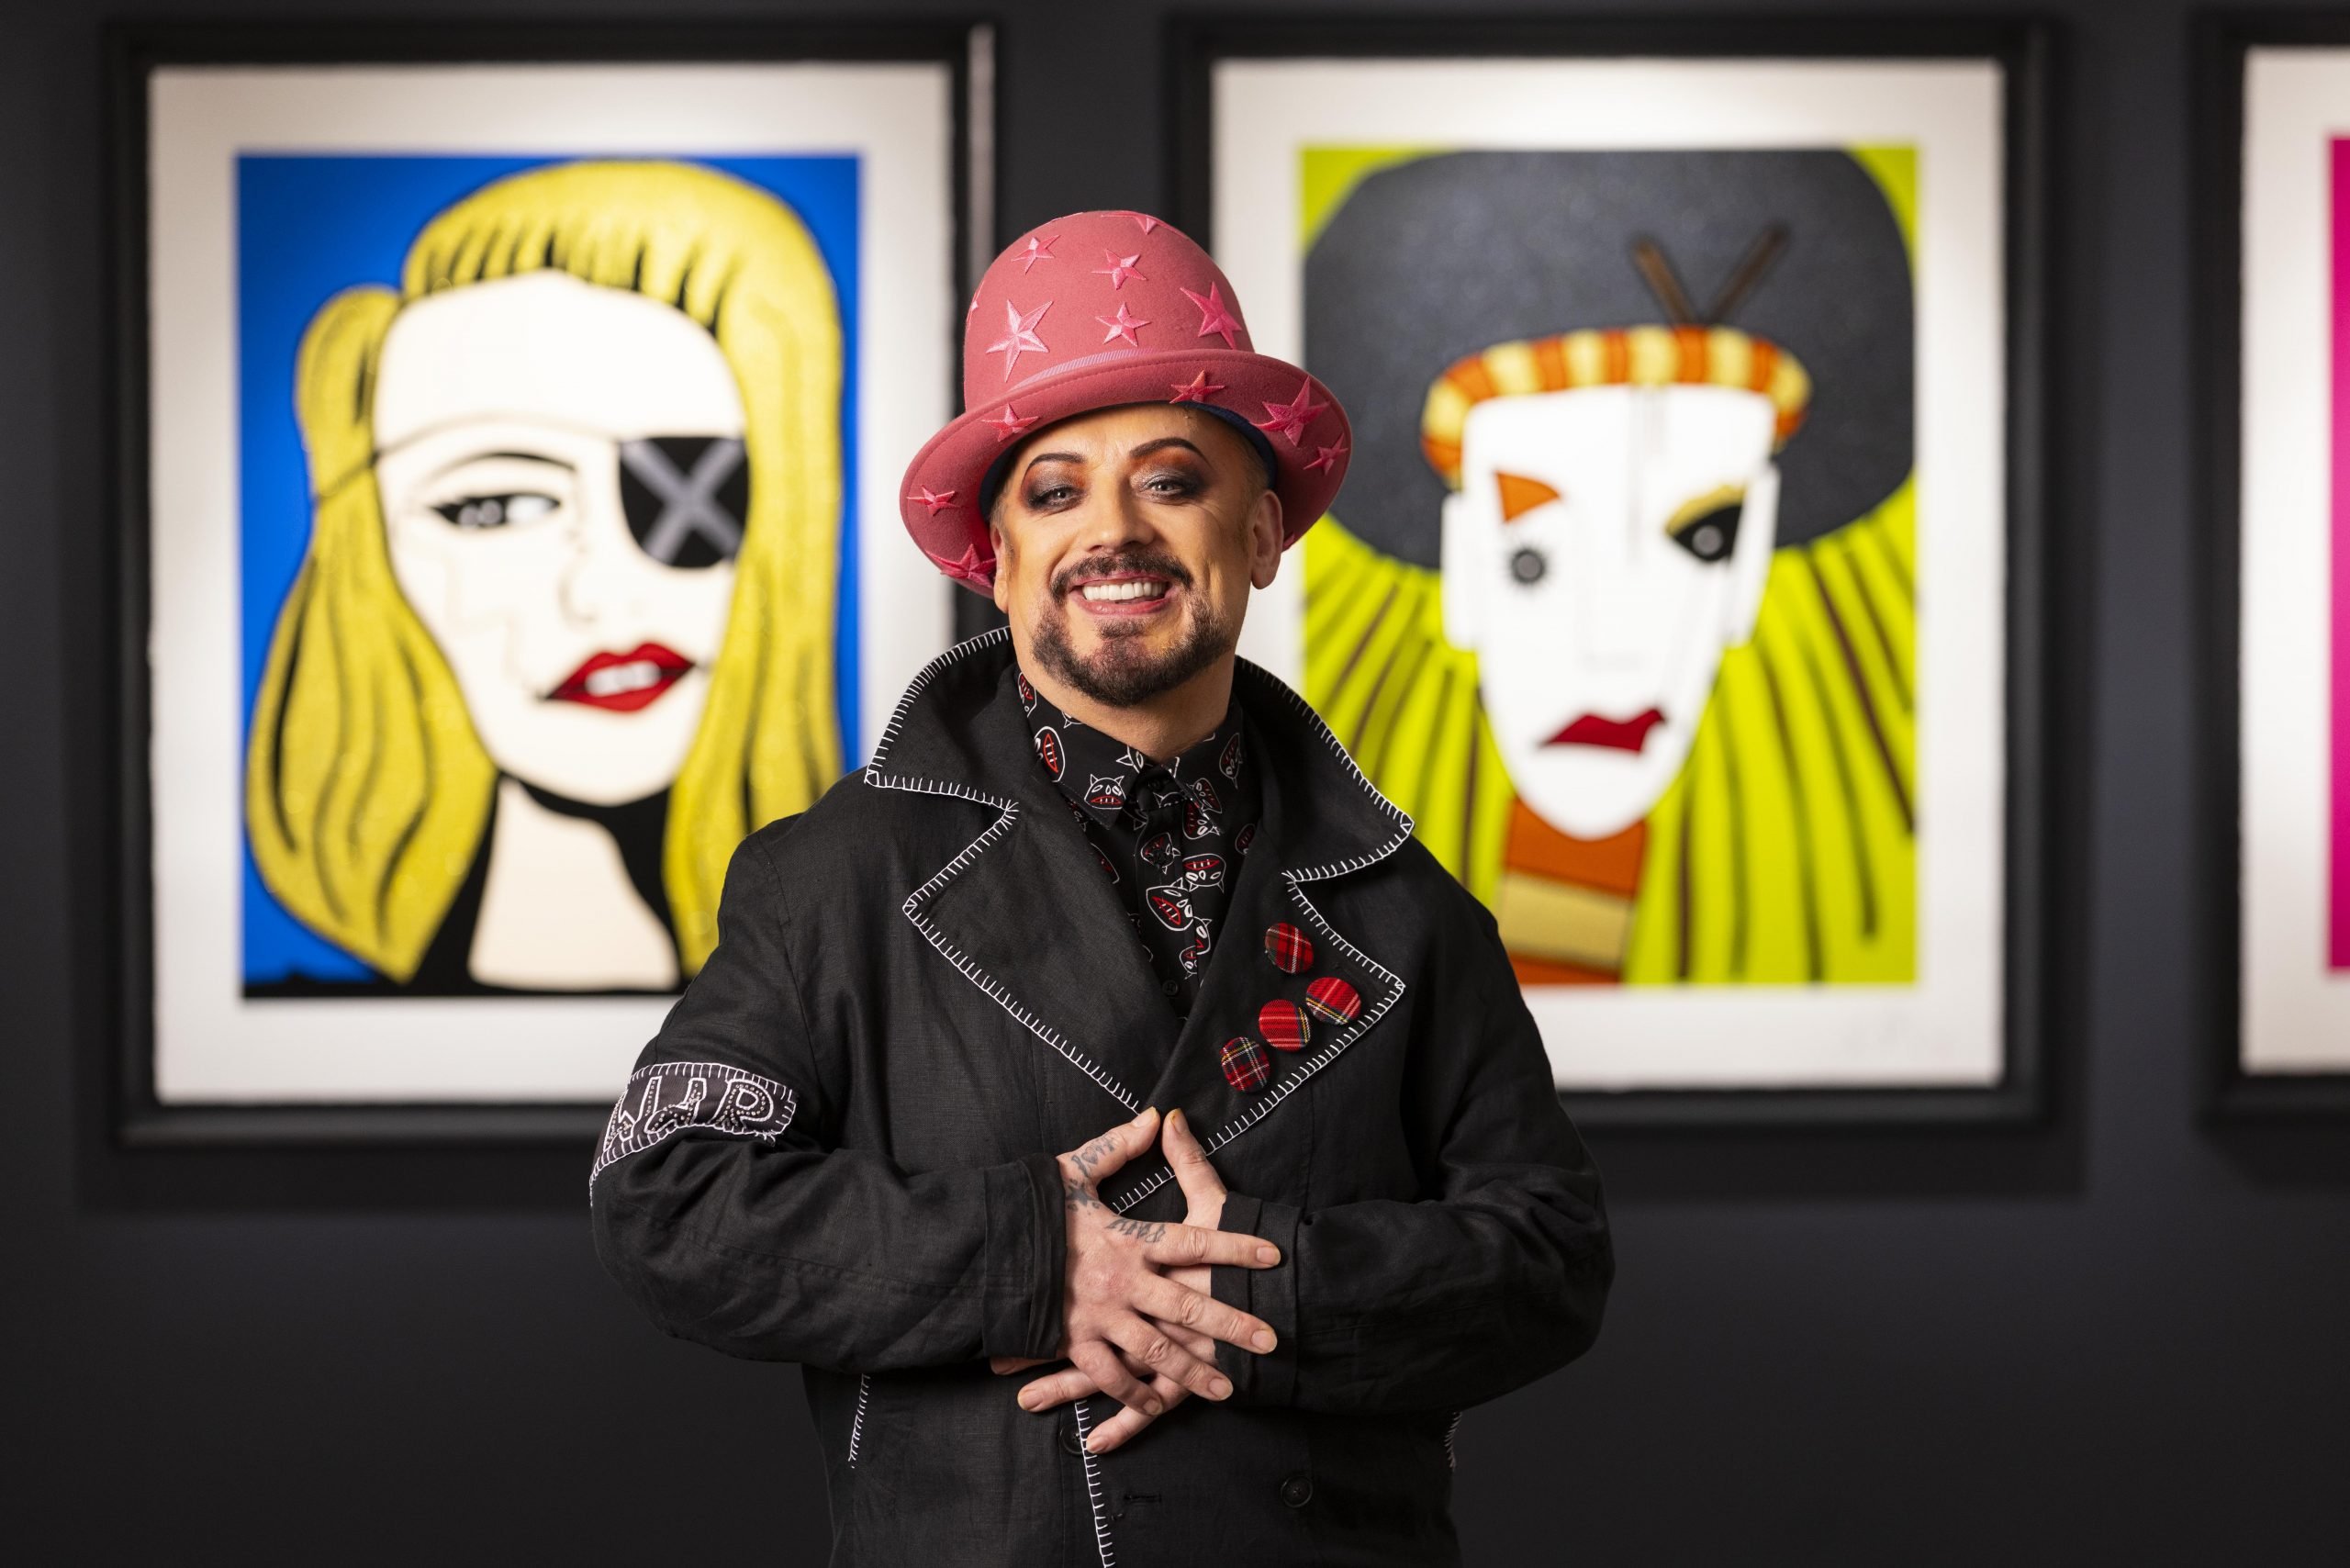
[990,1105,1278,1456]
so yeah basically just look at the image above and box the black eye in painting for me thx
[431,493,557,531]
[1509,546,1548,585]
[1670,502,1742,565]
[619,435,749,569]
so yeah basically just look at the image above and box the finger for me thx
[1133,1273,1277,1354]
[990,1355,1052,1375]
[1067,1337,1162,1417]
[1143,1223,1281,1271]
[1086,1377,1186,1455]
[1104,1312,1233,1403]
[1064,1106,1160,1187]
[1162,1107,1228,1212]
[1013,1363,1102,1413]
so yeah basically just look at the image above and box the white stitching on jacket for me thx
[590,1060,796,1189]
[1071,1397,1117,1568]
[847,1372,872,1469]
[864,629,1142,1113]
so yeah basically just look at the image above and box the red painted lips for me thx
[547,643,694,712]
[1545,708,1667,752]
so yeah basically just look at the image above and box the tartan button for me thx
[1259,999,1312,1051]
[1263,923,1315,973]
[1304,976,1362,1025]
[1220,1036,1272,1092]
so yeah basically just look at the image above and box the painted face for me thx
[374,272,744,805]
[1439,384,1781,840]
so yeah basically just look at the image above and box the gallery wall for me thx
[4,0,2347,1562]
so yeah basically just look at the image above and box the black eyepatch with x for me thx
[618,436,749,568]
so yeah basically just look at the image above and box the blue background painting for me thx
[237,153,861,986]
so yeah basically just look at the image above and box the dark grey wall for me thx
[6,1,2347,1562]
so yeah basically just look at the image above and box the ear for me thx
[1438,489,1482,650]
[1721,465,1780,647]
[1248,487,1285,590]
[988,521,1012,614]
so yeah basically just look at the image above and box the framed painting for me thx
[107,21,990,1142]
[1173,19,2053,1126]
[2199,17,2350,1118]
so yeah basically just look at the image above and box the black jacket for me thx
[590,629,1613,1567]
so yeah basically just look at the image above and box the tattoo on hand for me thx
[1104,1216,1167,1242]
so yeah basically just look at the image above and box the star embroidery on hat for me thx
[1182,283,1243,348]
[987,298,1051,378]
[1131,213,1160,234]
[1169,371,1227,405]
[1094,250,1147,289]
[906,486,958,517]
[982,405,1041,442]
[1097,302,1150,347]
[1253,380,1330,447]
[1015,232,1058,273]
[926,541,994,587]
[1304,439,1349,474]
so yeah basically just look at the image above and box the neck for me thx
[1024,647,1237,763]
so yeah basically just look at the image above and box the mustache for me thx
[1050,550,1193,597]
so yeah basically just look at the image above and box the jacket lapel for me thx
[864,632,1415,1148]
[864,630,1178,1112]
[1109,662,1415,1209]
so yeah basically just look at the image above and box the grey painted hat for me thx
[1303,149,1915,566]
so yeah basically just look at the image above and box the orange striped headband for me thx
[1419,324,1811,489]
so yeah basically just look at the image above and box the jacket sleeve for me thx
[590,826,1067,1371]
[1210,890,1612,1414]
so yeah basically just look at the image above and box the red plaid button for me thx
[1259,999,1312,1051]
[1264,923,1315,973]
[1220,1036,1272,1092]
[1304,976,1362,1025]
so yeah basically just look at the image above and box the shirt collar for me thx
[1016,665,1247,828]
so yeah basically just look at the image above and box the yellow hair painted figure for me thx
[1304,484,1917,985]
[247,161,845,990]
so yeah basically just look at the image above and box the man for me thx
[592,210,1612,1566]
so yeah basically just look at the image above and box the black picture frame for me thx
[2193,14,2350,1121]
[104,18,995,1147]
[1169,16,2060,1131]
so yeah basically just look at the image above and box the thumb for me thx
[1163,1106,1226,1211]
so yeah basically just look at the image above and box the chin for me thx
[477,687,706,805]
[1503,739,1684,842]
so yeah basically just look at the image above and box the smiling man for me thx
[591,211,1612,1567]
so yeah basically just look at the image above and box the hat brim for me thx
[900,349,1352,594]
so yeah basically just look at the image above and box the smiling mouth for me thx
[1546,709,1667,752]
[547,643,694,712]
[1067,573,1178,614]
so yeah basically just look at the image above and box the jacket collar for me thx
[863,628,1415,1183]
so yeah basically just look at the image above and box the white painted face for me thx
[374,272,745,805]
[1439,384,1781,840]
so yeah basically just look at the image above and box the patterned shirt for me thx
[1016,666,1261,1019]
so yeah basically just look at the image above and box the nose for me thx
[559,482,646,628]
[1067,479,1161,565]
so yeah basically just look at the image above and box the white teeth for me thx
[583,660,664,697]
[1079,580,1166,602]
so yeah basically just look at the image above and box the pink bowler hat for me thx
[899,209,1352,592]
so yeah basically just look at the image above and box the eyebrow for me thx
[1128,438,1207,461]
[423,449,579,486]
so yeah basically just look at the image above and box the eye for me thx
[431,492,557,531]
[1509,545,1548,585]
[1026,482,1080,510]
[1669,503,1742,565]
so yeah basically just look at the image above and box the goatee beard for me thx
[1031,553,1235,709]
